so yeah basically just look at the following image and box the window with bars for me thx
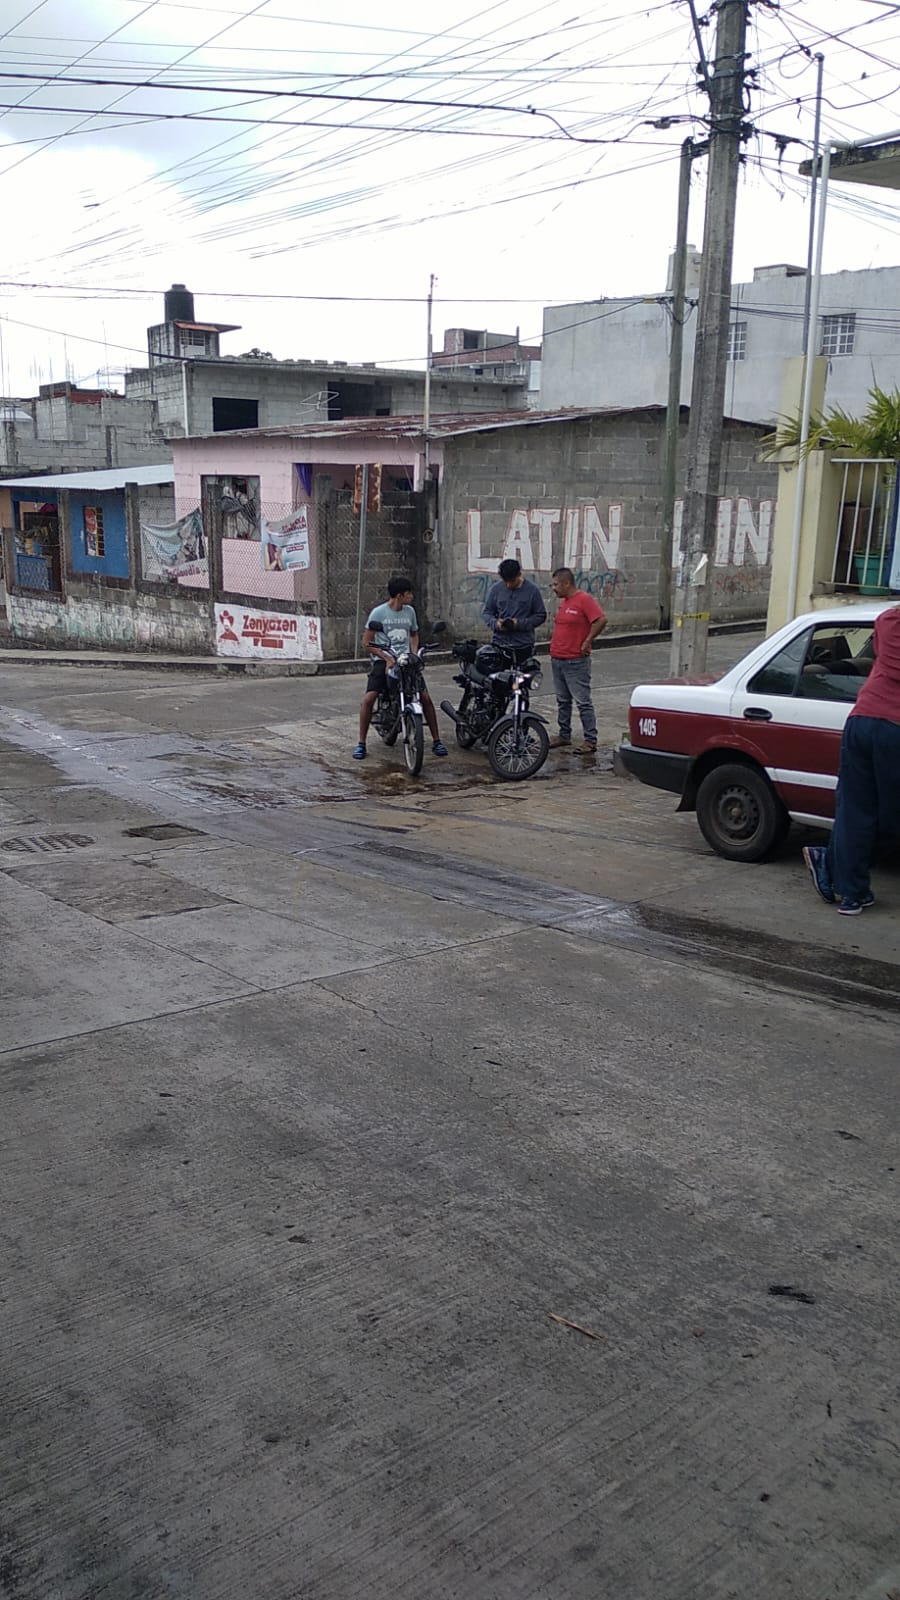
[821,313,856,357]
[726,321,747,362]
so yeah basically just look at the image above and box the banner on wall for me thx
[141,508,207,581]
[260,506,311,572]
[215,603,322,661]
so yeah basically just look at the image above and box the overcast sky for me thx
[1,0,899,392]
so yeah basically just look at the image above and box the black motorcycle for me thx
[371,624,446,776]
[440,641,549,781]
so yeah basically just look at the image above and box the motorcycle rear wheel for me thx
[486,715,549,781]
[403,708,425,776]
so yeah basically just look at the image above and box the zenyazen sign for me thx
[215,604,322,660]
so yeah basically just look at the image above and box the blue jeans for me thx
[551,656,597,743]
[826,714,900,899]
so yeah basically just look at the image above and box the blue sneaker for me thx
[352,742,367,760]
[803,845,834,904]
[838,891,875,916]
[432,740,448,757]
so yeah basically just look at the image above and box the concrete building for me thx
[433,326,541,403]
[170,406,777,658]
[0,382,165,475]
[541,262,900,424]
[124,288,533,440]
[0,464,211,652]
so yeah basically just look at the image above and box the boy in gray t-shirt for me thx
[353,576,448,760]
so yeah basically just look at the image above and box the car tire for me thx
[695,761,789,862]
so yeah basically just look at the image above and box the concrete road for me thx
[2,641,899,1600]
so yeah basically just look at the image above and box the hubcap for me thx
[715,783,759,841]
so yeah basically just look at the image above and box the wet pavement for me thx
[2,642,899,1600]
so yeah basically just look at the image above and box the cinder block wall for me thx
[436,412,778,642]
[315,479,429,658]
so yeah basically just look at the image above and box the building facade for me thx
[541,262,900,424]
[0,382,165,475]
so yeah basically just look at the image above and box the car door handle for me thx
[743,706,772,722]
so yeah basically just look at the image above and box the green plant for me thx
[762,384,900,460]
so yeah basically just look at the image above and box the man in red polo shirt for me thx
[548,567,607,755]
[804,602,900,914]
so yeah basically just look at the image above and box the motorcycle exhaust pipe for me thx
[439,699,466,727]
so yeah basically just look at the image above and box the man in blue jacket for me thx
[481,558,547,662]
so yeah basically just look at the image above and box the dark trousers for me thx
[826,714,900,899]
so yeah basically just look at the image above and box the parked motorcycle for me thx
[371,623,446,776]
[440,640,549,781]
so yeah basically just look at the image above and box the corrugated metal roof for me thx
[179,406,642,444]
[0,464,174,491]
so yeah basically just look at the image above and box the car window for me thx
[748,622,876,703]
[747,627,811,696]
[796,623,875,703]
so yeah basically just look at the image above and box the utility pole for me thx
[670,0,751,675]
[658,136,701,631]
[423,272,435,480]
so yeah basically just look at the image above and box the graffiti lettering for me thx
[460,568,625,611]
[467,503,622,574]
[673,496,772,573]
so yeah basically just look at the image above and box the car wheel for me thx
[695,761,789,862]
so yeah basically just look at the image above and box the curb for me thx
[0,618,765,676]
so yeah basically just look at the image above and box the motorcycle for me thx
[371,622,446,777]
[440,640,550,781]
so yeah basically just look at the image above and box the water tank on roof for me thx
[165,283,195,323]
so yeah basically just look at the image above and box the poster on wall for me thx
[260,506,311,572]
[83,506,103,559]
[141,508,207,581]
[215,603,322,661]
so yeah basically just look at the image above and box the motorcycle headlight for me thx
[529,669,543,691]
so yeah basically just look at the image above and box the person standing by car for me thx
[352,575,448,761]
[547,567,607,755]
[804,603,900,915]
[481,558,547,664]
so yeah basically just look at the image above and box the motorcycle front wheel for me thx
[486,715,549,781]
[373,694,399,746]
[403,708,425,775]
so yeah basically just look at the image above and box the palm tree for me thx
[762,384,900,459]
[763,386,900,593]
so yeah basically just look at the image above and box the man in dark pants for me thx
[547,566,607,755]
[804,603,900,915]
[481,558,547,664]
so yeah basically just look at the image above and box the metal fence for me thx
[831,458,897,592]
[14,507,63,593]
[220,501,316,605]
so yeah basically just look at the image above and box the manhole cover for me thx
[1,833,94,854]
[124,823,208,841]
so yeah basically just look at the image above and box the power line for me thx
[0,67,657,145]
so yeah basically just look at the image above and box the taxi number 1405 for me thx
[638,717,657,738]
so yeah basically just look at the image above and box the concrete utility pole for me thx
[658,136,700,631]
[670,0,751,675]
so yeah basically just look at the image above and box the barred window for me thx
[727,321,747,362]
[821,313,856,357]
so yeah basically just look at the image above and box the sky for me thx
[0,0,900,393]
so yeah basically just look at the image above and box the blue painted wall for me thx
[69,490,129,578]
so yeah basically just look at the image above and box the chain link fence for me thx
[220,500,316,605]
